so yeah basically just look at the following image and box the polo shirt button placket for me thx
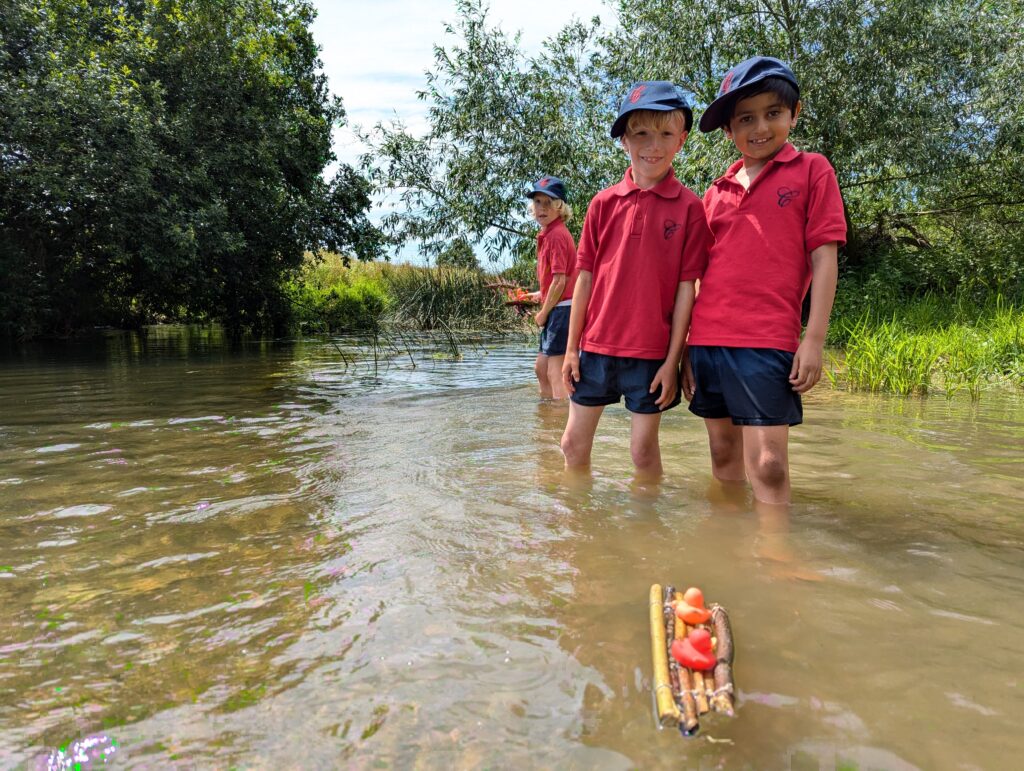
[631,193,645,238]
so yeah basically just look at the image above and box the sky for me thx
[311,0,612,165]
[309,0,613,263]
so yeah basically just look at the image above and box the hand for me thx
[681,347,695,402]
[789,339,824,393]
[562,351,580,395]
[650,362,678,410]
[534,310,548,327]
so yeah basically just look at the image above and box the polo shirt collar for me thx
[723,142,800,184]
[537,217,567,241]
[611,167,682,199]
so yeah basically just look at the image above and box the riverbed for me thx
[1,326,1021,768]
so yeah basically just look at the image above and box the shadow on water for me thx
[0,326,1022,768]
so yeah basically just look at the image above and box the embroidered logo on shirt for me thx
[777,186,800,207]
[664,220,683,239]
[629,84,647,103]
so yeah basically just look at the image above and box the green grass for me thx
[827,291,1024,398]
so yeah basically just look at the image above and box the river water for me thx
[1,327,1021,769]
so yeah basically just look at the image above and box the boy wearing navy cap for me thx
[561,81,711,479]
[526,175,578,400]
[683,56,847,504]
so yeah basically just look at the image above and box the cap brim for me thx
[611,104,693,138]
[698,72,799,133]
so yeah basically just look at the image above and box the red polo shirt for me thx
[576,167,710,359]
[536,218,577,302]
[688,143,847,352]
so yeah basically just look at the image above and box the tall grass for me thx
[286,254,529,358]
[828,291,1024,398]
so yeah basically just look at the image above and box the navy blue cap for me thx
[610,81,693,138]
[698,56,800,133]
[526,175,567,202]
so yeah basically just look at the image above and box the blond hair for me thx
[527,196,574,223]
[624,109,687,136]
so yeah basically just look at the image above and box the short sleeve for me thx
[576,200,600,273]
[805,158,847,252]
[679,198,711,281]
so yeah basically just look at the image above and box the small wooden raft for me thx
[649,584,735,736]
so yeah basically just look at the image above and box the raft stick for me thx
[649,584,681,726]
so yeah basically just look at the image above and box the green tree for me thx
[435,237,481,270]
[0,0,382,338]
[365,0,614,265]
[367,0,1023,297]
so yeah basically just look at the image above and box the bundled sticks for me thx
[649,583,735,737]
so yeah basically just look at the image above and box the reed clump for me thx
[828,291,1024,399]
[287,254,525,336]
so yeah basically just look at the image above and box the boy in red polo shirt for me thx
[683,56,847,504]
[561,81,711,479]
[526,175,578,400]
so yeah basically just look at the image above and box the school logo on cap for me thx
[720,70,736,94]
[539,178,551,187]
[629,84,647,103]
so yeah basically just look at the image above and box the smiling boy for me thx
[682,56,847,504]
[561,81,711,478]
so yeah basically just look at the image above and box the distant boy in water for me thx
[526,176,578,400]
[561,82,711,478]
[682,56,847,504]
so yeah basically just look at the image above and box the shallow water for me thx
[1,326,1022,769]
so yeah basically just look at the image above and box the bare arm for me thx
[534,273,566,327]
[561,270,592,394]
[651,280,696,409]
[789,242,839,393]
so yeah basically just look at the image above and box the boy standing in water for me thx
[683,56,847,504]
[527,176,578,400]
[561,82,710,478]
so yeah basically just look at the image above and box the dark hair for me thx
[719,77,800,129]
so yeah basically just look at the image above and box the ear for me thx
[790,100,802,128]
[677,130,688,151]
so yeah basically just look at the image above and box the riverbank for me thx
[828,289,1024,398]
[290,255,1024,398]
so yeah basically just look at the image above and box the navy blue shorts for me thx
[570,351,681,414]
[539,305,571,356]
[687,346,802,426]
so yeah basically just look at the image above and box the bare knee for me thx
[630,440,660,470]
[560,431,591,466]
[534,357,547,381]
[709,434,742,470]
[750,450,788,489]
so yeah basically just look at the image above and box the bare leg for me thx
[741,425,791,504]
[704,417,746,483]
[561,401,604,470]
[535,353,552,399]
[629,411,663,481]
[546,355,568,399]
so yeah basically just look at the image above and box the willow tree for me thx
[367,0,1022,296]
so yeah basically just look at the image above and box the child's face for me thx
[531,194,559,228]
[724,91,801,165]
[621,120,687,189]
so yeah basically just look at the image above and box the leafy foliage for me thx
[0,0,382,338]
[366,0,1024,296]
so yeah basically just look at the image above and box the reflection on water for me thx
[1,326,1022,768]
